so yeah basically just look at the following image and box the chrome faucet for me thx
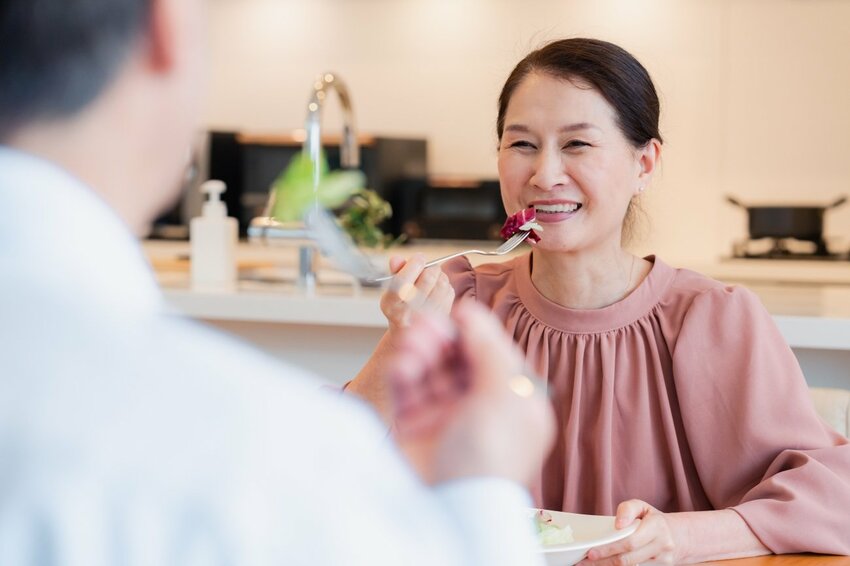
[248,73,360,292]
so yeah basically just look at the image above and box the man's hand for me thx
[388,300,555,487]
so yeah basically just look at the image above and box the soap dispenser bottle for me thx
[190,179,237,292]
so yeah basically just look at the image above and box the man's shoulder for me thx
[153,316,383,435]
[6,306,389,475]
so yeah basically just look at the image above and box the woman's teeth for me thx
[533,203,581,213]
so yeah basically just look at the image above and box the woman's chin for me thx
[530,239,584,254]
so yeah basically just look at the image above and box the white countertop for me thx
[145,240,850,350]
[684,257,850,286]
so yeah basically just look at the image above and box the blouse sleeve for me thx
[441,256,477,300]
[671,284,850,555]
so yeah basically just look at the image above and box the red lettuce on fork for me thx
[499,207,543,243]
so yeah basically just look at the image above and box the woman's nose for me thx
[529,149,567,191]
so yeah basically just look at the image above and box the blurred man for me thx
[0,1,554,564]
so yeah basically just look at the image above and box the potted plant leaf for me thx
[269,151,401,248]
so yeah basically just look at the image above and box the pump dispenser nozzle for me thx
[201,180,228,218]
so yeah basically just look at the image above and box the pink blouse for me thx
[444,253,850,555]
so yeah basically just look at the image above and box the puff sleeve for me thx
[671,285,850,554]
[442,256,477,301]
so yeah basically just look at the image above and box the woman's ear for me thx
[634,139,662,195]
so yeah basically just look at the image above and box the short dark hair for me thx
[497,38,663,148]
[0,0,149,139]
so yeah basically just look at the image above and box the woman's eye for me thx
[508,140,536,150]
[564,140,590,149]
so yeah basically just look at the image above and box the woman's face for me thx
[497,71,651,254]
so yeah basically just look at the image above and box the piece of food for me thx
[533,510,574,546]
[500,207,543,243]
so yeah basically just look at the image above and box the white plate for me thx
[532,509,640,566]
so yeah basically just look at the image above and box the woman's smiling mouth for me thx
[532,202,583,222]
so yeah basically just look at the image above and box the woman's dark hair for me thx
[0,0,149,139]
[497,38,663,148]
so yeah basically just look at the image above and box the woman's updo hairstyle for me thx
[497,38,662,149]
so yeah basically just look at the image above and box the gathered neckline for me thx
[511,253,676,334]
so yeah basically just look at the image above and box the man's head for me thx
[0,0,207,234]
[0,0,148,138]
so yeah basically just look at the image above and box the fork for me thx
[366,231,530,283]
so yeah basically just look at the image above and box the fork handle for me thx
[367,231,529,283]
[422,250,476,270]
[368,250,476,283]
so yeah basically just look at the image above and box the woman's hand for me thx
[381,254,454,331]
[344,254,454,419]
[579,500,682,565]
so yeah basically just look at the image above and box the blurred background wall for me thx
[205,0,850,263]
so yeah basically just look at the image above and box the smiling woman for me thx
[347,38,850,564]
[496,71,658,274]
[495,38,661,260]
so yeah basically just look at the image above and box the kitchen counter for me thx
[685,257,850,286]
[144,240,850,386]
[146,240,850,347]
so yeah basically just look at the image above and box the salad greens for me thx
[534,510,574,546]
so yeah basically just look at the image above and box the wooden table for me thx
[702,556,850,565]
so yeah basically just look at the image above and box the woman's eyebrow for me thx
[503,122,601,133]
[559,122,600,133]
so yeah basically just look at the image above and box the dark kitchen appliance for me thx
[392,178,506,241]
[151,131,428,239]
[726,195,848,259]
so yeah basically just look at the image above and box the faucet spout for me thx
[248,72,361,293]
[305,72,360,193]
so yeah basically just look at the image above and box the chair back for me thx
[809,387,850,438]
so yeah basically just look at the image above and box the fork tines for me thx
[497,231,530,253]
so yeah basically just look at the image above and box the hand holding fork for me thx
[367,231,529,283]
[378,230,530,329]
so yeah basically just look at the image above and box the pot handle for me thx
[829,195,848,209]
[726,195,745,208]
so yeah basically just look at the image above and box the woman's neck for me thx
[530,245,650,309]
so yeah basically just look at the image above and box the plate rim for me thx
[532,509,641,554]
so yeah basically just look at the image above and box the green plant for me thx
[270,151,400,248]
[269,151,362,221]
[338,188,404,249]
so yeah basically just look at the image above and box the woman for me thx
[347,38,850,563]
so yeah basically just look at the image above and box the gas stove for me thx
[731,238,849,261]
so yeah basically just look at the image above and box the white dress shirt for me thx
[0,147,542,566]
